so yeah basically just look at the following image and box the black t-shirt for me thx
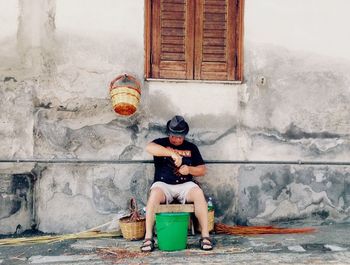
[152,137,205,185]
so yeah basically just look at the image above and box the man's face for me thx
[169,135,185,146]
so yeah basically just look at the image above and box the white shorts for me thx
[150,181,199,204]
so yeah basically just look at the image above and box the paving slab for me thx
[28,255,100,264]
[0,223,349,264]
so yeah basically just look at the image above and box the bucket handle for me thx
[109,74,141,91]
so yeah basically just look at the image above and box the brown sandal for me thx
[199,237,213,251]
[140,238,155,252]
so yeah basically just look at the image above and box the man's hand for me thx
[178,165,190,175]
[171,153,182,167]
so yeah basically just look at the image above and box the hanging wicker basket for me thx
[119,198,145,240]
[109,74,141,116]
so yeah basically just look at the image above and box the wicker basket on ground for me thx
[119,198,145,240]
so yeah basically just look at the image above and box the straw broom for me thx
[0,221,121,246]
[215,223,316,236]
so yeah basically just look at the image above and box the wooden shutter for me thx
[151,0,195,79]
[194,0,238,80]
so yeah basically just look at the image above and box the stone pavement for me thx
[0,223,349,264]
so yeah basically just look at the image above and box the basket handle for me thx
[109,74,141,90]
[129,197,138,212]
[129,197,141,221]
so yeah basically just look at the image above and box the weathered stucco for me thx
[35,164,153,233]
[1,0,350,234]
[237,165,350,225]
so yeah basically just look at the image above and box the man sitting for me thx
[141,115,213,252]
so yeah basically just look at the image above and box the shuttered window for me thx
[145,0,244,81]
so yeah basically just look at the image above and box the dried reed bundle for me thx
[215,223,316,235]
[0,230,120,246]
[0,220,121,246]
[97,247,149,261]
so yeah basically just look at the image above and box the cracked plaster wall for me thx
[237,165,350,225]
[231,0,350,225]
[36,164,153,233]
[1,0,350,233]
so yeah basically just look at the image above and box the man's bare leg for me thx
[186,187,212,250]
[141,187,166,251]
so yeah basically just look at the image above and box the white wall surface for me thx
[0,0,19,71]
[56,0,143,40]
[0,0,17,39]
[246,0,350,60]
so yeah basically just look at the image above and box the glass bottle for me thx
[207,197,214,211]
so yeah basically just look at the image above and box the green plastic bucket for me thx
[156,212,189,251]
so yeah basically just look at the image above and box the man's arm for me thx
[146,142,182,167]
[178,164,206,177]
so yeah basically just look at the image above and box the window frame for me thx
[144,0,244,82]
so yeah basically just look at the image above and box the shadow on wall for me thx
[0,173,35,234]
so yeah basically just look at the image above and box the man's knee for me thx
[190,186,204,196]
[187,186,205,202]
[148,187,166,203]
